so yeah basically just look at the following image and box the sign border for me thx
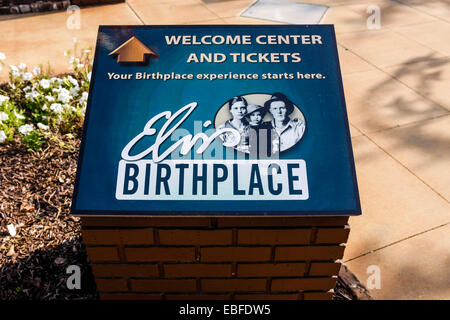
[70,24,362,217]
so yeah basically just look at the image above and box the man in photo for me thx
[263,92,305,152]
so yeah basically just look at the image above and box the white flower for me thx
[45,95,55,102]
[0,52,5,60]
[77,64,84,69]
[50,77,62,84]
[67,75,78,87]
[84,49,91,54]
[14,111,25,119]
[23,86,31,92]
[18,62,26,70]
[80,91,88,103]
[57,88,72,103]
[50,103,63,114]
[42,104,48,111]
[33,66,41,76]
[70,86,79,97]
[68,57,74,64]
[87,72,91,81]
[39,79,50,89]
[0,111,9,122]
[19,124,34,135]
[22,72,33,81]
[0,95,10,105]
[37,122,49,130]
[9,65,20,78]
[52,86,62,93]
[25,90,40,101]
[75,58,80,64]
[0,130,6,143]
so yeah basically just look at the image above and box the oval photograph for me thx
[214,92,306,155]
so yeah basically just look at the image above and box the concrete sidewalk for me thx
[1,0,449,299]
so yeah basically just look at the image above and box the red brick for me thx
[271,277,337,291]
[125,247,195,262]
[201,279,266,292]
[275,246,345,261]
[238,229,311,245]
[237,263,306,277]
[309,262,341,276]
[82,229,154,245]
[91,264,159,277]
[217,217,348,228]
[96,278,128,292]
[120,229,154,245]
[130,279,197,292]
[100,293,163,300]
[164,264,232,278]
[201,247,271,262]
[235,293,300,300]
[165,294,230,300]
[81,217,211,227]
[82,229,120,245]
[315,228,350,244]
[86,247,120,262]
[303,291,334,300]
[159,229,232,245]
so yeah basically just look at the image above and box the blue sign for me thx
[71,25,361,216]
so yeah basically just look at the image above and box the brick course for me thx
[81,216,350,300]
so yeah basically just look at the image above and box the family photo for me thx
[216,92,306,156]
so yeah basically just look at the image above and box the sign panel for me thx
[71,25,361,216]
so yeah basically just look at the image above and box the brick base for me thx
[81,216,350,300]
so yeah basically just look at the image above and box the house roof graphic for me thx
[109,36,157,64]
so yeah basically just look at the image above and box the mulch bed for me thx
[0,132,371,300]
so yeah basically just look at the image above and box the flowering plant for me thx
[0,40,93,151]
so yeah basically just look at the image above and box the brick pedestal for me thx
[81,216,350,300]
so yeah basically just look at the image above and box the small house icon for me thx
[109,36,157,64]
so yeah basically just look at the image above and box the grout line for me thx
[344,222,450,263]
[337,41,450,114]
[392,0,450,24]
[199,1,231,21]
[351,113,450,137]
[125,0,146,25]
[353,123,450,203]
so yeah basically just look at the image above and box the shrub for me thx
[0,39,92,151]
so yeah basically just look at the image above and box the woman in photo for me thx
[217,96,250,153]
[263,92,305,152]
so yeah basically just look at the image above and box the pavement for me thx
[1,0,449,299]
